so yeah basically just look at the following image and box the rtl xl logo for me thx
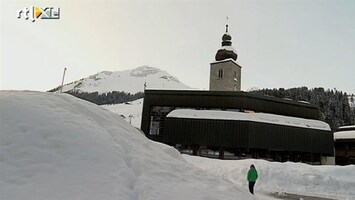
[17,6,60,22]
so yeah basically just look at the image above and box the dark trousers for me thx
[248,181,256,194]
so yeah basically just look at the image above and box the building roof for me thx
[334,130,355,140]
[215,24,238,61]
[337,125,355,131]
[144,89,319,110]
[334,125,355,140]
[167,109,331,131]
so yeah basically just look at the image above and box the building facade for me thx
[141,90,334,164]
[334,125,355,165]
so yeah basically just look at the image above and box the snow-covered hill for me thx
[52,66,192,94]
[102,98,143,128]
[0,91,255,200]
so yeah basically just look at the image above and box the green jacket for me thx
[247,169,258,182]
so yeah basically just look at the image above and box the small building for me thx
[334,125,355,165]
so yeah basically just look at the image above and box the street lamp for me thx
[60,67,67,93]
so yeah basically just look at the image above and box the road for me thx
[269,193,338,200]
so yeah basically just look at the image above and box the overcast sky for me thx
[1,0,354,94]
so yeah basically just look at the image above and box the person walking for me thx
[247,164,258,195]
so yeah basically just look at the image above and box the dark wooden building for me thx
[334,125,355,165]
[141,90,334,164]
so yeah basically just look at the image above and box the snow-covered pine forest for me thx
[250,87,355,131]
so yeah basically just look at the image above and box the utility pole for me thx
[129,114,133,124]
[60,67,67,93]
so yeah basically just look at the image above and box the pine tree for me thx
[249,87,353,131]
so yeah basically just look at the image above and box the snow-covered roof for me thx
[167,109,331,131]
[219,45,238,54]
[335,125,355,140]
[210,58,240,66]
[338,125,355,129]
[334,130,355,140]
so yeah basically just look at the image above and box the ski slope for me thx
[102,98,143,128]
[53,66,192,94]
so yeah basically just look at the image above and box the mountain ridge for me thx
[49,66,191,94]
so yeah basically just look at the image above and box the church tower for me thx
[209,24,242,91]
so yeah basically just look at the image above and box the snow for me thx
[183,155,355,200]
[338,125,355,129]
[298,100,310,104]
[334,130,355,140]
[211,58,240,65]
[335,125,355,139]
[349,96,355,108]
[57,66,192,94]
[102,98,143,128]
[167,109,331,131]
[0,91,256,200]
[3,91,354,199]
[219,45,238,54]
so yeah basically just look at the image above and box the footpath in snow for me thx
[183,155,355,200]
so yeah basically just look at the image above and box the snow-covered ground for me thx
[55,66,192,94]
[103,97,355,200]
[102,98,143,128]
[2,91,355,200]
[183,155,355,200]
[0,91,256,200]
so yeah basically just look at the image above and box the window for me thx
[149,106,174,135]
[218,69,224,79]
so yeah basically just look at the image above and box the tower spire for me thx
[215,22,238,61]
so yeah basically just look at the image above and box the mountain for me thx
[50,66,192,94]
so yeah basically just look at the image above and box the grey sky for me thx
[1,0,354,94]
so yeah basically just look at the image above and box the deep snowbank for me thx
[0,91,256,200]
[183,155,355,200]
